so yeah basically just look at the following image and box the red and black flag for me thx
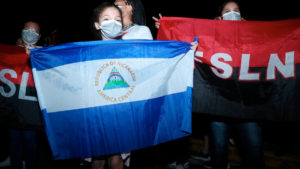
[157,17,300,121]
[0,44,42,129]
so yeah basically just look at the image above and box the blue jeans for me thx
[209,121,264,169]
[9,129,37,169]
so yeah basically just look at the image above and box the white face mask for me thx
[99,20,123,39]
[22,28,40,45]
[222,11,241,21]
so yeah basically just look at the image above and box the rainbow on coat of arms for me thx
[103,67,129,90]
[95,61,136,103]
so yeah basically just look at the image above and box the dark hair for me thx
[125,0,147,25]
[91,1,122,40]
[218,0,242,16]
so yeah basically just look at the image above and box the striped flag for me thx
[0,44,42,129]
[157,17,300,120]
[30,40,194,159]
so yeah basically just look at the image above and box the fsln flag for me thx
[157,17,300,121]
[30,40,194,160]
[0,43,42,129]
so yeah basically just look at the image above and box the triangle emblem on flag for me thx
[103,67,129,90]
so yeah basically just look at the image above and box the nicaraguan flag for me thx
[30,40,194,160]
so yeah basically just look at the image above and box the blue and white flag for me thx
[30,40,194,160]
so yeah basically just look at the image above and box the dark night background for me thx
[0,0,299,45]
[0,0,300,168]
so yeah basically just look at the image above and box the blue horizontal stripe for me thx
[30,40,191,71]
[43,87,192,160]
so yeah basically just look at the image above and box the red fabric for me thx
[157,17,300,67]
[0,43,35,87]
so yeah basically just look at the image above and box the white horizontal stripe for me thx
[33,50,194,113]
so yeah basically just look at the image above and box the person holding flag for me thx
[152,1,265,169]
[91,3,125,169]
[8,21,41,169]
[205,1,265,169]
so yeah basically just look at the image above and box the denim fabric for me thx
[209,121,264,169]
[9,129,37,169]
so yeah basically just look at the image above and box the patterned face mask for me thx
[222,11,241,21]
[22,28,40,45]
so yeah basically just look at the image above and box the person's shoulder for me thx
[131,25,152,36]
[123,24,153,40]
[132,25,151,31]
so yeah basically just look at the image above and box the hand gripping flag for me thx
[30,40,194,159]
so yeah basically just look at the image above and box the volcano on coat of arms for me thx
[103,67,129,90]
